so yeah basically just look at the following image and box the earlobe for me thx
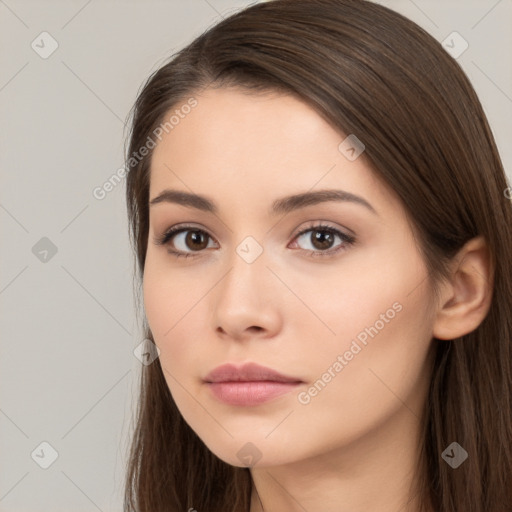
[432,236,493,340]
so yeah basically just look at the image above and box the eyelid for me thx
[153,222,218,247]
[290,221,356,253]
[292,220,352,239]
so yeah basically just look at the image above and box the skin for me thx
[143,87,493,512]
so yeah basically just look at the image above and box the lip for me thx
[204,362,302,384]
[206,381,301,406]
[204,362,303,406]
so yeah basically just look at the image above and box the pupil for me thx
[187,231,207,250]
[312,230,333,250]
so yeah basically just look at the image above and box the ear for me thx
[432,236,494,340]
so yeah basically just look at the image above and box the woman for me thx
[123,0,512,510]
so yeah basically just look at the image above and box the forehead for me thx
[148,87,401,218]
[150,86,335,165]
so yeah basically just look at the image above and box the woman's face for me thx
[143,86,437,468]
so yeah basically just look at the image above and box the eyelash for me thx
[154,222,356,259]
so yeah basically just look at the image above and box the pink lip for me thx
[206,381,301,406]
[204,362,303,406]
[204,362,301,383]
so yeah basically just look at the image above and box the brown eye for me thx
[156,226,216,257]
[292,224,356,257]
[310,229,336,250]
[183,230,209,251]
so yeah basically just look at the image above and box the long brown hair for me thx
[123,1,512,510]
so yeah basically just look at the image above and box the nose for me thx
[212,244,283,342]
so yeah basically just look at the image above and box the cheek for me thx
[142,252,207,373]
[143,253,182,348]
[296,300,434,455]
[292,253,435,445]
[285,235,428,354]
[291,239,432,383]
[143,256,171,340]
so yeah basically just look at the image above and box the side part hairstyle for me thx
[123,1,512,511]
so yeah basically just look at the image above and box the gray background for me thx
[1,0,510,510]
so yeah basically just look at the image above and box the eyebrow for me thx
[149,188,378,216]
